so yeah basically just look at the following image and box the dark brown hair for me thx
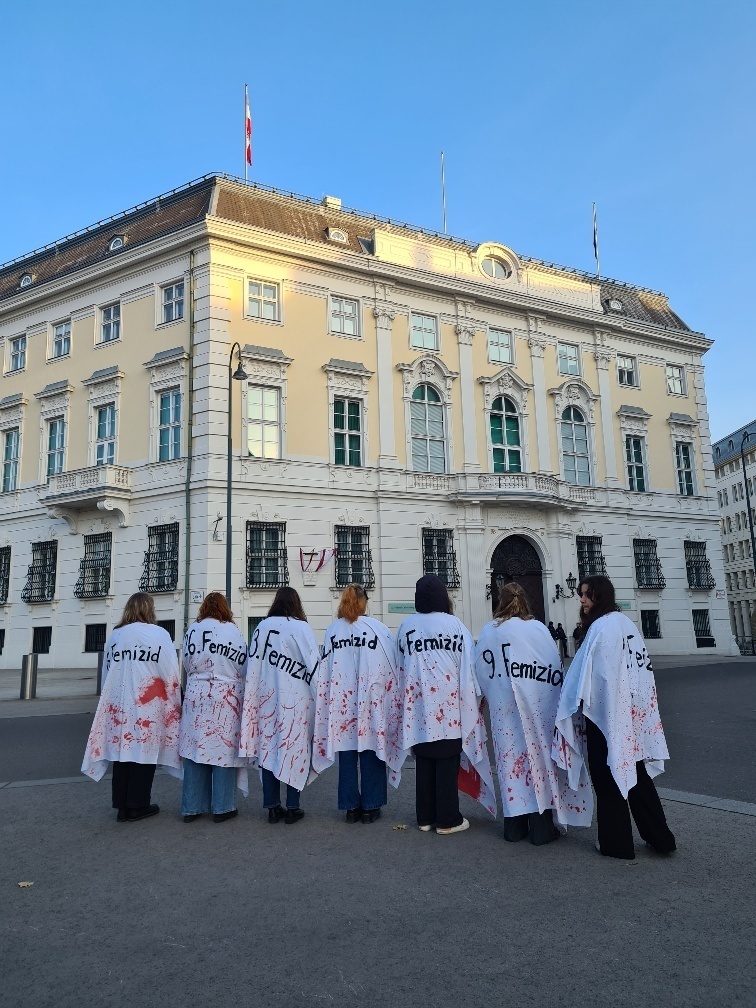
[115,592,156,628]
[493,582,534,624]
[337,583,368,623]
[197,591,235,624]
[267,586,307,621]
[575,574,620,643]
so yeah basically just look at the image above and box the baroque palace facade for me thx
[0,174,736,669]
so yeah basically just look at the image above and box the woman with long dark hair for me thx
[239,587,320,824]
[82,593,182,821]
[475,583,592,845]
[179,592,248,823]
[313,584,401,824]
[554,574,676,860]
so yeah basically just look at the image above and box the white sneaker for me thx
[418,824,435,832]
[436,818,470,835]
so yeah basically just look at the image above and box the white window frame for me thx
[100,303,121,345]
[328,295,361,339]
[409,312,439,352]
[157,388,182,463]
[50,320,71,360]
[46,416,66,478]
[333,396,363,467]
[323,359,372,467]
[240,347,293,462]
[560,405,591,486]
[665,364,686,396]
[557,342,581,377]
[487,328,514,365]
[7,335,26,374]
[159,280,185,327]
[2,426,20,493]
[94,402,117,466]
[489,395,523,474]
[144,349,188,464]
[675,440,696,496]
[617,354,639,387]
[246,385,281,460]
[625,434,648,492]
[35,383,72,484]
[410,383,447,474]
[245,277,282,324]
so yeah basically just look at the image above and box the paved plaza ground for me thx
[1,660,754,1007]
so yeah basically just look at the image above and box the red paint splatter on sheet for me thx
[458,763,483,800]
[138,677,168,704]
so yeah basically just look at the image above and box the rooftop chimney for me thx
[322,195,341,210]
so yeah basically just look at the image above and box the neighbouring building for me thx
[712,422,756,650]
[0,173,737,670]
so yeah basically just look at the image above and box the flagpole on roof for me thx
[441,151,447,235]
[592,202,600,278]
[244,85,252,183]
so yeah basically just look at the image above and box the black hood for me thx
[414,574,450,614]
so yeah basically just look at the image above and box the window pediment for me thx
[478,368,531,412]
[549,379,597,423]
[397,355,458,401]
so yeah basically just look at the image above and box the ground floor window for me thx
[84,624,107,653]
[32,626,52,654]
[139,524,179,593]
[422,529,460,588]
[335,526,375,589]
[246,521,288,588]
[692,609,715,647]
[640,610,662,639]
[157,619,176,641]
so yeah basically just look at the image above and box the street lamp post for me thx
[226,343,248,602]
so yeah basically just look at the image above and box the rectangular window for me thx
[422,529,460,588]
[0,629,4,654]
[723,489,729,505]
[625,436,647,492]
[692,608,715,646]
[675,442,695,496]
[101,304,120,343]
[410,313,439,351]
[139,523,179,593]
[248,279,280,321]
[330,296,359,337]
[246,521,289,588]
[684,541,716,590]
[32,626,52,654]
[247,386,280,459]
[84,623,107,653]
[157,619,176,641]
[576,536,607,580]
[488,329,513,364]
[9,336,26,372]
[333,398,362,466]
[248,616,263,645]
[52,321,71,358]
[617,355,638,386]
[717,490,722,507]
[3,428,19,493]
[47,418,65,477]
[0,545,10,604]
[640,610,662,639]
[95,404,116,466]
[666,364,685,395]
[558,343,580,376]
[74,533,112,598]
[633,539,666,589]
[22,541,57,603]
[162,281,184,324]
[334,525,375,589]
[158,388,181,462]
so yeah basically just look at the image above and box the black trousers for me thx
[413,738,463,829]
[111,762,156,810]
[585,718,676,859]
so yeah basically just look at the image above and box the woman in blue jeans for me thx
[179,592,248,823]
[313,584,400,823]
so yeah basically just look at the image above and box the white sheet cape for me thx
[475,617,592,826]
[394,612,496,817]
[312,616,402,783]
[179,618,249,795]
[82,623,182,781]
[553,611,669,799]
[238,617,320,791]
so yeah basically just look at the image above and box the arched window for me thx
[561,406,590,486]
[490,396,521,473]
[411,384,445,473]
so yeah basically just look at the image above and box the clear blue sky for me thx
[1,0,753,440]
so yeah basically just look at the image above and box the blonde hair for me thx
[493,582,534,624]
[115,592,157,628]
[337,583,368,624]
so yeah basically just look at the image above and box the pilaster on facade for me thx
[373,305,399,468]
[527,324,552,474]
[593,346,620,487]
[455,320,482,473]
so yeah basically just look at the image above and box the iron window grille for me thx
[22,541,57,603]
[633,539,666,589]
[692,608,714,645]
[0,545,10,604]
[640,610,662,639]
[334,526,375,589]
[74,533,112,598]
[422,529,461,588]
[576,536,607,581]
[84,624,107,653]
[248,616,264,644]
[32,626,52,654]
[246,522,289,588]
[139,523,179,593]
[157,619,176,641]
[684,541,716,590]
[0,628,5,654]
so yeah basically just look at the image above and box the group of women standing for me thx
[83,572,676,861]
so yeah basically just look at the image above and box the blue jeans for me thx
[261,767,300,810]
[182,758,237,816]
[338,750,388,811]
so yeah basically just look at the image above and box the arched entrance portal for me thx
[490,535,545,623]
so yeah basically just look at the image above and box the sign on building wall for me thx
[388,603,416,614]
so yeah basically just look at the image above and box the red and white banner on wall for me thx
[299,548,337,573]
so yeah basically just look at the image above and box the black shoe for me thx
[345,807,362,824]
[284,808,305,825]
[116,809,128,822]
[183,813,202,823]
[126,804,160,822]
[645,841,676,855]
[362,808,381,824]
[213,809,238,823]
[268,805,285,824]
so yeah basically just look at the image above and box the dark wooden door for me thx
[490,535,545,623]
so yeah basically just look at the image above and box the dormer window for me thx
[108,235,125,252]
[481,257,511,280]
[19,273,33,288]
[326,227,349,245]
[607,298,623,312]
